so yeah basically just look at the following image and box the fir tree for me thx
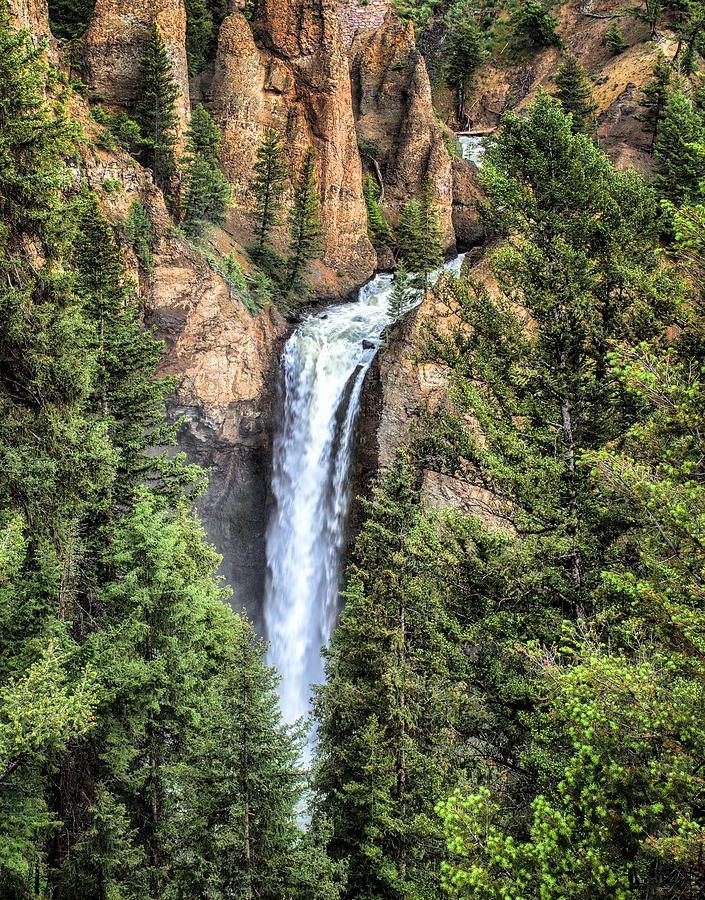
[635,51,671,152]
[654,90,705,205]
[182,106,231,238]
[362,174,392,251]
[397,178,444,293]
[286,147,323,298]
[388,260,415,319]
[122,199,153,271]
[134,23,180,195]
[48,0,95,40]
[553,54,597,134]
[632,0,662,39]
[250,128,289,272]
[509,0,561,50]
[444,19,485,125]
[605,18,628,53]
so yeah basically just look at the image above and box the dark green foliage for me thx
[250,127,288,275]
[48,0,95,40]
[313,453,474,899]
[509,0,561,51]
[286,147,323,299]
[605,18,628,53]
[0,14,327,896]
[396,177,444,292]
[635,51,671,151]
[182,104,231,237]
[388,260,415,319]
[362,174,392,251]
[654,89,705,205]
[122,199,153,271]
[107,111,144,157]
[444,19,485,124]
[134,23,180,195]
[632,0,662,39]
[184,0,227,77]
[553,54,597,133]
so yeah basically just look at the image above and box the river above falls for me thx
[263,256,464,750]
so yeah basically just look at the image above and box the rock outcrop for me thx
[337,0,390,47]
[7,0,52,50]
[207,1,376,287]
[452,157,485,251]
[76,104,288,627]
[82,0,191,133]
[349,11,455,251]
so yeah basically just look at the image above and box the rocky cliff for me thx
[207,1,376,288]
[6,0,53,53]
[349,10,455,250]
[82,0,191,133]
[75,100,288,625]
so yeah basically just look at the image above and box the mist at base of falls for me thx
[263,256,465,755]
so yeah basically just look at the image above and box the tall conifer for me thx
[286,147,323,298]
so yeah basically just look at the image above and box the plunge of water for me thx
[264,258,465,750]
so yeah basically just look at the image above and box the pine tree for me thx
[636,51,671,152]
[605,18,628,53]
[654,90,705,205]
[363,173,392,251]
[397,178,444,293]
[250,128,288,253]
[633,0,662,39]
[313,453,473,899]
[134,23,180,195]
[48,0,95,40]
[553,54,597,134]
[388,260,415,319]
[509,0,561,50]
[286,147,323,298]
[182,106,231,238]
[444,20,485,125]
[122,199,153,271]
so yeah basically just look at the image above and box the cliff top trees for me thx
[135,23,180,195]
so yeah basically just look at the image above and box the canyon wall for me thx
[350,11,455,250]
[207,1,376,287]
[82,0,191,133]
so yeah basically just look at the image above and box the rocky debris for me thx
[208,1,376,286]
[82,0,191,134]
[337,0,390,47]
[349,10,455,251]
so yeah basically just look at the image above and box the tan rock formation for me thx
[349,10,455,251]
[82,0,190,133]
[336,0,390,47]
[6,0,53,52]
[76,105,288,625]
[452,156,485,250]
[208,2,376,285]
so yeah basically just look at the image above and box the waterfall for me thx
[264,257,465,747]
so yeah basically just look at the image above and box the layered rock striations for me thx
[208,1,376,285]
[349,11,455,251]
[82,0,191,133]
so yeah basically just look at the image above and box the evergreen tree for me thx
[250,128,289,272]
[605,18,628,53]
[134,23,180,195]
[286,147,323,299]
[388,260,415,319]
[182,105,231,238]
[444,19,485,125]
[635,51,671,152]
[313,454,474,899]
[654,90,705,205]
[183,0,227,76]
[362,173,392,251]
[509,0,561,51]
[397,178,444,293]
[632,0,662,39]
[553,54,597,134]
[122,199,153,272]
[47,0,95,39]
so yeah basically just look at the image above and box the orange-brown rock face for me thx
[82,0,190,132]
[208,2,376,285]
[337,0,390,47]
[349,10,455,251]
[6,0,52,49]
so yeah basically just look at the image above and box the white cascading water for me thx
[459,135,486,166]
[264,257,465,743]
